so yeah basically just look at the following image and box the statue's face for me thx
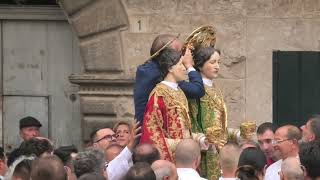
[170,59,187,82]
[200,51,220,80]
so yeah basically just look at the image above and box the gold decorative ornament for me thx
[240,121,256,140]
[205,126,226,150]
[182,25,217,53]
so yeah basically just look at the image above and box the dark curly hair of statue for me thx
[152,47,182,81]
[192,47,221,72]
[236,147,266,180]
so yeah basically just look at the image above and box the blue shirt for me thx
[133,60,205,123]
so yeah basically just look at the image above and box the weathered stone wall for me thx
[59,0,320,143]
[122,0,320,127]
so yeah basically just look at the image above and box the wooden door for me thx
[1,19,82,149]
[273,51,320,127]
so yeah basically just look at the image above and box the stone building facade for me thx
[59,0,320,143]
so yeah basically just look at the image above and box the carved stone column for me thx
[59,0,134,143]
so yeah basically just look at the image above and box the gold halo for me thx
[182,25,217,53]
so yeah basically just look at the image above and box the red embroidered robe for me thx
[140,83,204,162]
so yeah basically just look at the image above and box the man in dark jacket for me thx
[134,34,205,124]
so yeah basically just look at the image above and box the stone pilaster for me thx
[59,0,132,144]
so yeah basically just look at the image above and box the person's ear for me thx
[168,66,174,73]
[310,134,316,142]
[64,166,71,174]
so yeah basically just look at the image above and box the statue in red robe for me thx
[140,48,205,162]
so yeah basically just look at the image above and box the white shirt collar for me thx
[177,168,207,180]
[219,177,239,180]
[202,78,213,87]
[161,81,179,90]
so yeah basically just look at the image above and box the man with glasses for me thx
[265,125,302,180]
[90,122,140,180]
[91,128,117,151]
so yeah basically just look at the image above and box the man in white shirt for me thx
[218,143,241,180]
[91,122,140,180]
[265,125,301,180]
[106,122,140,180]
[176,139,207,180]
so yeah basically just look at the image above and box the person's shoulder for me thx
[137,61,158,70]
[266,159,282,173]
[136,61,160,76]
[272,159,282,167]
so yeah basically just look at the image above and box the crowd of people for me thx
[1,115,320,180]
[1,28,320,180]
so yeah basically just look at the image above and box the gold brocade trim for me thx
[145,105,173,160]
[202,85,227,131]
[149,83,192,132]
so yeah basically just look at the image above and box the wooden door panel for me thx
[273,51,320,127]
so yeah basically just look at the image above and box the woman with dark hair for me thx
[140,48,206,162]
[236,147,267,180]
[188,46,226,179]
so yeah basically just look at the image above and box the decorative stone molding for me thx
[69,74,134,95]
[0,6,66,20]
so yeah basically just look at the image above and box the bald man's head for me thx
[280,157,304,180]
[151,160,178,180]
[175,139,201,168]
[219,143,241,174]
[274,125,301,159]
[150,34,182,56]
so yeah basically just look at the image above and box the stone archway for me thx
[59,0,133,144]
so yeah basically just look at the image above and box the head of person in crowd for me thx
[78,173,106,180]
[30,155,67,180]
[299,140,320,180]
[132,143,160,165]
[219,143,241,179]
[0,147,7,178]
[175,139,201,170]
[18,137,54,157]
[151,160,178,180]
[104,143,123,163]
[273,125,301,160]
[154,48,185,82]
[239,139,260,150]
[90,128,117,151]
[54,148,77,180]
[124,162,156,180]
[150,34,182,57]
[19,116,42,141]
[5,155,35,180]
[56,145,78,159]
[192,46,221,80]
[236,147,267,180]
[257,122,279,162]
[113,121,132,147]
[279,157,304,180]
[73,148,106,179]
[300,114,320,142]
